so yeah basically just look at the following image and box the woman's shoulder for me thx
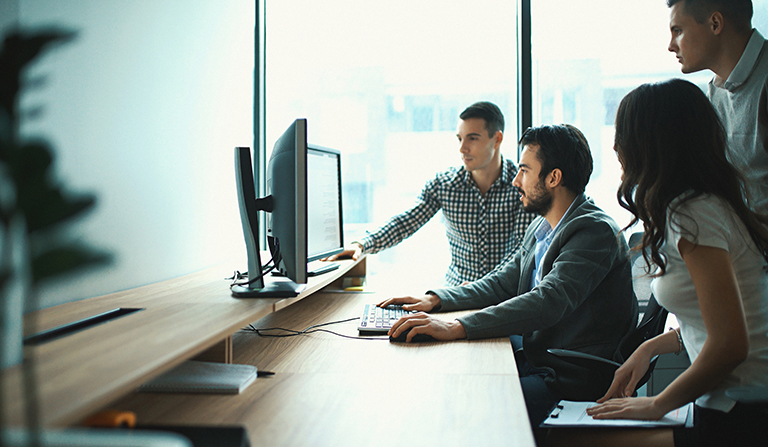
[668,193,739,249]
[670,192,723,210]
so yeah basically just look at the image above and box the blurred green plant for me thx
[1,29,112,435]
[0,29,111,301]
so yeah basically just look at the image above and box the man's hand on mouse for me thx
[386,312,467,342]
[377,293,440,312]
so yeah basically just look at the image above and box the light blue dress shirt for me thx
[530,198,577,290]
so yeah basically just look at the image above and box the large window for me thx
[531,0,768,228]
[266,0,768,287]
[266,0,518,288]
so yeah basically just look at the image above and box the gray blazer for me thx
[433,194,638,400]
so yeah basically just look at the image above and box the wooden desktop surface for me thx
[1,257,535,447]
[111,291,534,447]
[1,257,363,428]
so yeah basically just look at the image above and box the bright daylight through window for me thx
[267,0,518,288]
[532,0,768,225]
[267,0,768,288]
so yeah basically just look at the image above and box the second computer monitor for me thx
[307,144,344,262]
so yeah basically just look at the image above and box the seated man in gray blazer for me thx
[379,124,638,432]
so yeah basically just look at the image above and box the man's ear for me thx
[494,130,503,149]
[710,11,724,35]
[547,168,563,188]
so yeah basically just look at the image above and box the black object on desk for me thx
[137,425,250,447]
[389,328,437,343]
[24,308,144,346]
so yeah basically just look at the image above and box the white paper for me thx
[542,400,693,427]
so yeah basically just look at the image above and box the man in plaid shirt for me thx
[326,102,536,285]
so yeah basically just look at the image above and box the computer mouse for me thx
[389,327,437,343]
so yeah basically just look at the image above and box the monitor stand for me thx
[308,262,340,277]
[231,281,306,298]
[270,262,340,278]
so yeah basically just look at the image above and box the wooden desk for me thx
[1,257,364,428]
[2,257,535,446]
[110,291,535,447]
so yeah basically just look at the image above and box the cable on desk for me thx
[227,245,279,288]
[245,317,389,341]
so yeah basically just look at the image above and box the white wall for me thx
[4,0,254,310]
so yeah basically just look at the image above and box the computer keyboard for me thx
[357,304,414,334]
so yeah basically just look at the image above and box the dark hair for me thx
[518,124,593,194]
[667,0,753,29]
[460,101,505,138]
[615,78,768,274]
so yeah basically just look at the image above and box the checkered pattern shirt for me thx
[358,157,537,286]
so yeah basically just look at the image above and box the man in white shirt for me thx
[667,0,768,213]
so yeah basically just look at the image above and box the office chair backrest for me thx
[628,231,653,313]
[617,294,668,363]
[619,232,669,381]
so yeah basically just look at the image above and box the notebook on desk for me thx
[357,304,414,334]
[138,361,257,395]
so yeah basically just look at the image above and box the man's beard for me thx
[522,180,554,216]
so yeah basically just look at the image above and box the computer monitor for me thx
[231,119,344,298]
[266,118,309,285]
[231,119,307,297]
[307,144,344,262]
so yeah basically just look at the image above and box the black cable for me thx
[245,317,389,340]
[246,316,359,336]
[228,244,280,288]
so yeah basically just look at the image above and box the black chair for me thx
[547,232,669,395]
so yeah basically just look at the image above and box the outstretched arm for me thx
[357,181,442,255]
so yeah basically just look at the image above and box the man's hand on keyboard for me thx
[377,294,440,312]
[387,312,467,342]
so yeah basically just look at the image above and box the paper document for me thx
[541,400,693,428]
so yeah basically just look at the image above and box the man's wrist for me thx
[426,291,442,311]
[450,320,467,340]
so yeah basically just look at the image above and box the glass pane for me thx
[267,0,518,288]
[531,0,719,229]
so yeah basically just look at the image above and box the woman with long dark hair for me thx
[555,78,768,446]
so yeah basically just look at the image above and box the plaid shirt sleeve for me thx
[357,177,442,254]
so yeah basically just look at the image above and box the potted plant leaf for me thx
[1,28,110,433]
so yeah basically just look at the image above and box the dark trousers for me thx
[510,335,563,442]
[673,403,768,447]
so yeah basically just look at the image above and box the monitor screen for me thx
[307,144,344,261]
